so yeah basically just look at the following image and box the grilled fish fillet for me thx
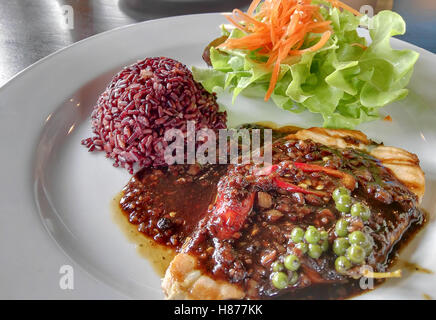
[162,252,245,300]
[292,128,425,202]
[162,127,425,300]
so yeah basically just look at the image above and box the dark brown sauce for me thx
[118,123,297,250]
[113,124,429,300]
[389,208,432,276]
[112,194,428,300]
[111,193,175,277]
[276,279,373,300]
[120,164,228,249]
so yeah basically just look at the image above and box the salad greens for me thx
[192,6,419,129]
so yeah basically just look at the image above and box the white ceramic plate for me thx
[0,13,435,300]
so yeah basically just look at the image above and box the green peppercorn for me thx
[291,227,305,243]
[271,272,288,289]
[272,261,284,272]
[349,231,368,246]
[333,237,350,256]
[346,245,366,264]
[335,194,352,213]
[284,254,300,271]
[304,226,321,244]
[350,202,363,217]
[321,239,329,252]
[295,242,308,254]
[335,256,352,274]
[308,244,323,259]
[335,219,349,237]
[332,187,350,202]
[360,205,371,222]
[351,203,371,221]
[289,272,299,285]
[320,230,329,241]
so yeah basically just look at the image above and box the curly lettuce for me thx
[192,9,419,129]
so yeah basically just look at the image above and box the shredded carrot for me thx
[294,30,331,54]
[218,0,361,101]
[266,52,283,99]
[326,0,362,17]
[247,0,262,15]
[351,42,368,50]
[383,115,392,122]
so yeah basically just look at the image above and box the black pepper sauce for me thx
[120,164,228,249]
[119,123,290,250]
[116,126,426,300]
[182,137,425,299]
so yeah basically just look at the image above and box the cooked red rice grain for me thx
[81,57,227,173]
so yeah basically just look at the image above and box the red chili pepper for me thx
[209,192,255,240]
[273,177,328,197]
[294,162,356,191]
[255,163,328,196]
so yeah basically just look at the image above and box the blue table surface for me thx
[393,1,436,53]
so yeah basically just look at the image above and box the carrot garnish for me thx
[219,0,361,101]
[351,42,368,50]
[266,55,282,99]
[293,30,331,54]
[325,0,362,17]
[247,0,263,15]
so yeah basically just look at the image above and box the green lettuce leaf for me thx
[192,6,419,129]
